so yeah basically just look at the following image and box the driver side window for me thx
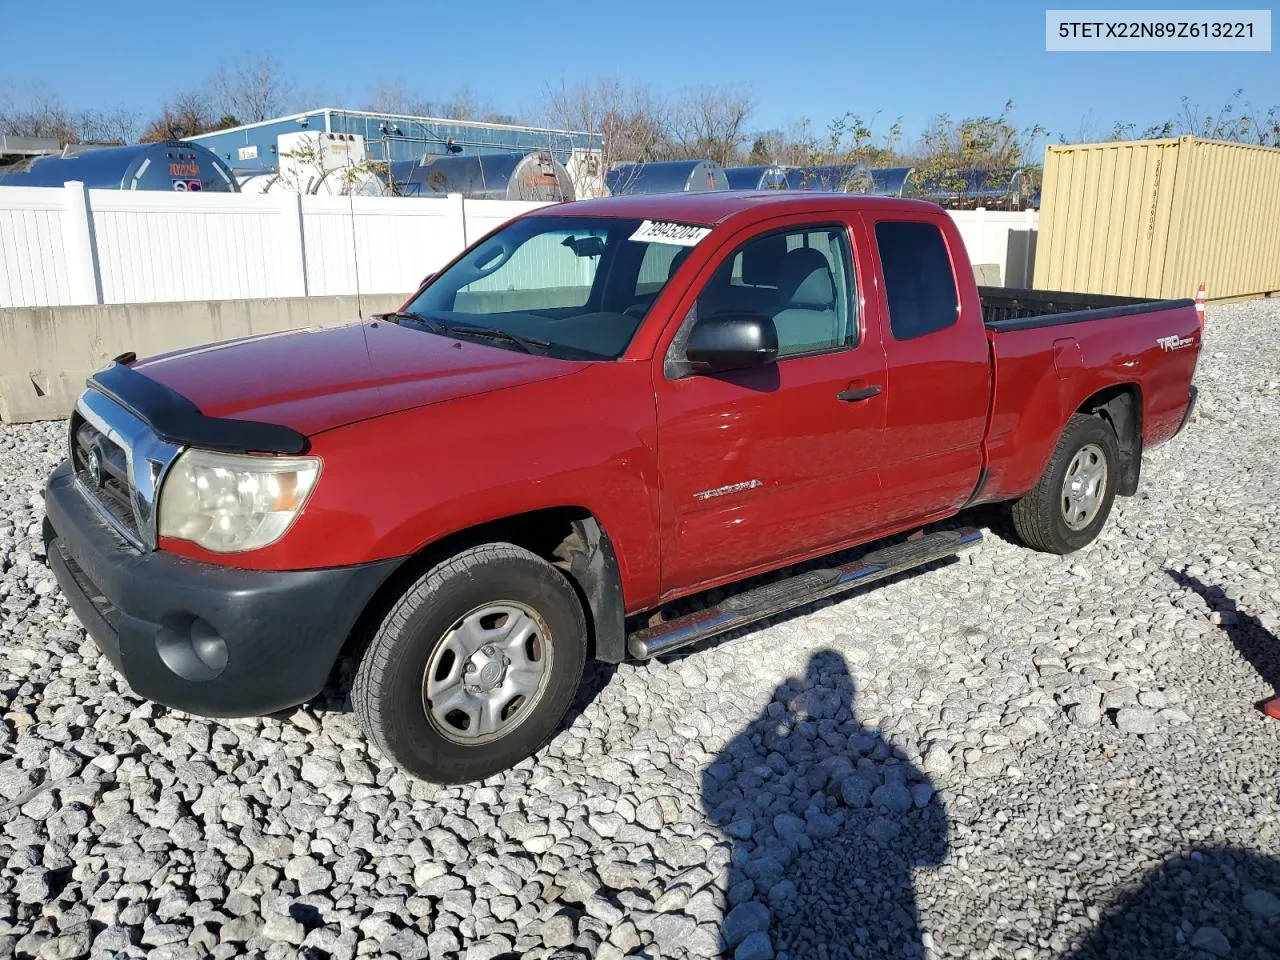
[694,226,857,358]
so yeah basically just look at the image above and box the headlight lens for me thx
[158,449,321,553]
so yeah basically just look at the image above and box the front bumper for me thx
[44,461,401,717]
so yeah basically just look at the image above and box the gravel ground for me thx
[1,300,1279,960]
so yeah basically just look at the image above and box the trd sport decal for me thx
[1157,334,1196,352]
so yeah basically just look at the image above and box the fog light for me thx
[156,616,229,681]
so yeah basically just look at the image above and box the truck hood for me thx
[135,319,582,436]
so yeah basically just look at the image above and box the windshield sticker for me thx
[630,220,712,246]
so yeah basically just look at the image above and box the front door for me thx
[654,219,889,597]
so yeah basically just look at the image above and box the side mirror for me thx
[686,313,779,373]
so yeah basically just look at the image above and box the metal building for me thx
[191,108,602,175]
[0,140,238,192]
[606,160,728,195]
[387,151,574,201]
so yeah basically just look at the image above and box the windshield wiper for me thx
[379,311,551,356]
[445,323,551,356]
[376,310,449,334]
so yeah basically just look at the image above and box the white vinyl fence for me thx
[0,183,1039,309]
[0,183,550,309]
[948,207,1040,288]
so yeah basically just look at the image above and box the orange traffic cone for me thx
[1263,696,1280,720]
[1195,282,1206,330]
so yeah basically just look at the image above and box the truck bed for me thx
[975,286,1201,507]
[979,286,1191,330]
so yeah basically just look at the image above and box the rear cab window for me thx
[874,220,960,340]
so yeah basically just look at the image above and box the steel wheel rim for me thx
[423,601,552,745]
[1061,443,1108,531]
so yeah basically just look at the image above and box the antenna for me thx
[345,137,365,321]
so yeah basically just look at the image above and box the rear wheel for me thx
[1012,413,1120,554]
[352,543,587,783]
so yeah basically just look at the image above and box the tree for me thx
[364,79,419,116]
[137,55,295,143]
[0,83,79,143]
[1111,90,1280,146]
[541,78,659,189]
[364,79,526,124]
[211,54,296,124]
[744,121,822,167]
[541,77,755,187]
[0,83,139,146]
[664,86,754,167]
[906,101,1044,204]
[139,93,236,143]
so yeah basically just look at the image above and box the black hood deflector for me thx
[88,362,309,455]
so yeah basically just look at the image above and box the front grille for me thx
[70,412,140,540]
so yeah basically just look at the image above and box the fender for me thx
[556,517,627,663]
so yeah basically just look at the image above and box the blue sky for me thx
[1,0,1274,143]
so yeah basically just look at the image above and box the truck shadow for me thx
[704,649,947,958]
[1063,847,1280,959]
[952,501,1020,545]
[1166,568,1280,709]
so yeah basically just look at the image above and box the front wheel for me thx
[352,543,587,783]
[1012,413,1120,554]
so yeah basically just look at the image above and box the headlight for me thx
[158,449,321,553]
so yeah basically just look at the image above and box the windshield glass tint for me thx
[405,215,701,360]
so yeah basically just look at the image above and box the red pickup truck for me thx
[43,192,1201,783]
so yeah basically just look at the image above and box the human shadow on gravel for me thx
[1167,569,1280,708]
[703,650,947,959]
[1064,847,1280,959]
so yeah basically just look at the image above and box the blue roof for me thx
[191,108,603,174]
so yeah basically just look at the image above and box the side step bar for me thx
[627,527,983,659]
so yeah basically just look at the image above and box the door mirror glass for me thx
[686,313,779,373]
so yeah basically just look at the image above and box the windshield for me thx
[404,215,707,360]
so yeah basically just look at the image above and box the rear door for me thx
[653,215,889,596]
[870,215,990,524]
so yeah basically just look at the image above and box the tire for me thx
[1012,413,1120,555]
[352,543,586,783]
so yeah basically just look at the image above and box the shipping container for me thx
[1034,136,1280,300]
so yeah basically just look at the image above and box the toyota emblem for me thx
[87,448,103,487]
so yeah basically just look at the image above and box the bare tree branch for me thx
[211,54,297,124]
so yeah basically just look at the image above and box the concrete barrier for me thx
[0,293,404,423]
[2,257,1021,424]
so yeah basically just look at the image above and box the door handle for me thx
[836,384,882,402]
